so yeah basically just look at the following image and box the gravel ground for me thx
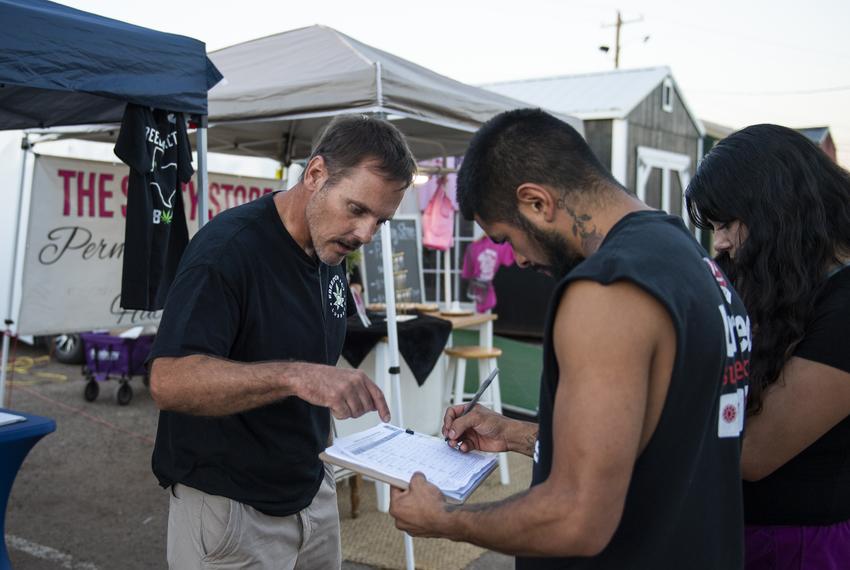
[3,342,512,570]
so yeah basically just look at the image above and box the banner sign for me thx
[18,155,278,335]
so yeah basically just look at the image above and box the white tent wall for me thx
[0,131,29,339]
[0,132,21,326]
[0,135,282,335]
[0,135,279,406]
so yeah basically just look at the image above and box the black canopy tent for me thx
[0,0,222,404]
[0,0,221,127]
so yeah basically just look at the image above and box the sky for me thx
[53,0,850,166]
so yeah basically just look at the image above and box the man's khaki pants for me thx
[167,466,341,569]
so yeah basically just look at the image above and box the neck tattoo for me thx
[557,198,604,254]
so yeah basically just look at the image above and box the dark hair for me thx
[457,108,617,223]
[306,114,416,188]
[686,123,850,413]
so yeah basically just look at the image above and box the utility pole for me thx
[601,11,643,69]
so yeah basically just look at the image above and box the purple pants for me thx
[745,521,850,570]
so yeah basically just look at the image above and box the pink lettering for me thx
[221,183,234,210]
[121,176,129,218]
[234,185,246,205]
[209,182,220,217]
[722,359,750,386]
[98,173,114,218]
[734,361,746,382]
[77,172,96,217]
[58,169,76,216]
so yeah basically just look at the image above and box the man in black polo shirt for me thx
[148,115,416,569]
[389,109,751,568]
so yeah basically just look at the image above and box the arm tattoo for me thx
[444,490,531,513]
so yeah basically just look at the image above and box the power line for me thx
[692,85,850,96]
[650,14,850,62]
[575,0,850,63]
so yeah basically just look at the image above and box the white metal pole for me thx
[403,531,415,570]
[0,322,9,408]
[196,116,210,229]
[443,244,453,311]
[1,136,30,407]
[453,212,461,301]
[379,221,415,570]
[435,250,442,306]
[380,222,404,427]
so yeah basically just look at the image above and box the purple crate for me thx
[81,333,153,383]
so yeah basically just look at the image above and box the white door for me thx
[635,146,697,237]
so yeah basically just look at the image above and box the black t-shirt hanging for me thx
[114,104,194,310]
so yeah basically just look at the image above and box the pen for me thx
[447,367,499,450]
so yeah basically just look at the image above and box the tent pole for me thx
[435,251,442,306]
[440,154,455,311]
[453,211,460,301]
[1,136,30,407]
[380,223,403,428]
[443,245,452,311]
[196,116,210,229]
[446,156,462,306]
[379,221,415,570]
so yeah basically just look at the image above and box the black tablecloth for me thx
[342,313,452,386]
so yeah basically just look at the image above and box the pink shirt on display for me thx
[461,237,515,312]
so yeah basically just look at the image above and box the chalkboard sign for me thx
[361,216,424,305]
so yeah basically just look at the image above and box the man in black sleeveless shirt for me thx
[148,116,416,569]
[390,109,751,568]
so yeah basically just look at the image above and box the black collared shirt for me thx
[150,192,348,516]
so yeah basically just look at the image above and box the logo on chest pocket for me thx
[328,275,347,319]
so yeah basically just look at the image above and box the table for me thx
[337,312,497,512]
[436,312,497,349]
[339,312,496,434]
[342,313,453,387]
[0,409,56,570]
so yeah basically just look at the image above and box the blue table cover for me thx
[0,408,56,570]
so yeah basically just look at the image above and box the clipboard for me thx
[320,423,498,504]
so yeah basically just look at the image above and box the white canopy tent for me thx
[202,25,583,161]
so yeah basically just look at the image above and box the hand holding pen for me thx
[442,368,508,452]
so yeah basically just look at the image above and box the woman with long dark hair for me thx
[687,123,850,569]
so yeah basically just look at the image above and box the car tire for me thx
[52,333,85,364]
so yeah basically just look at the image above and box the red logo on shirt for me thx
[722,404,737,424]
